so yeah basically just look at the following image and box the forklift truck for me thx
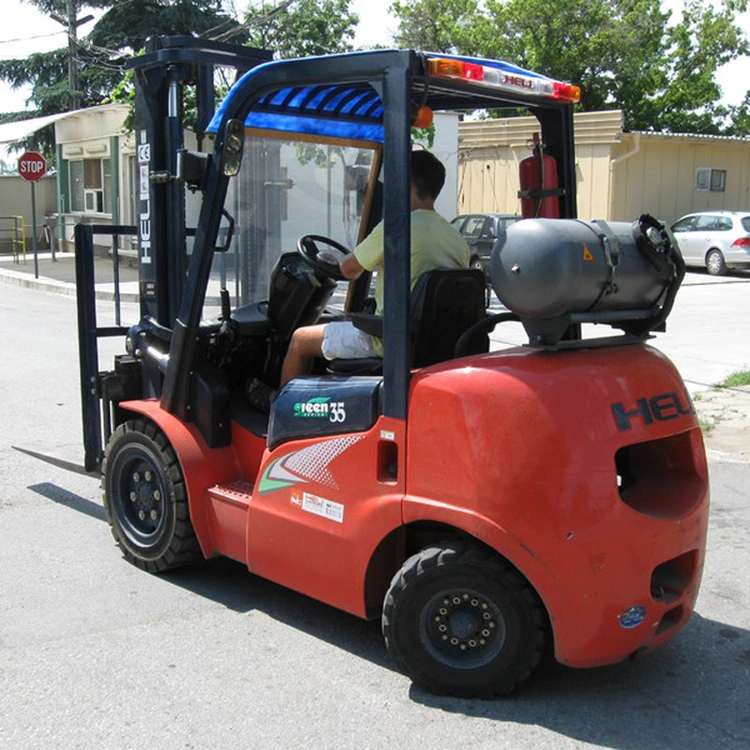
[76,37,709,697]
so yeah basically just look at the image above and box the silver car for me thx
[671,210,750,275]
[450,213,522,278]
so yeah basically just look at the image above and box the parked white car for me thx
[671,210,750,275]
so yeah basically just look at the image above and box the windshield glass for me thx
[203,133,378,319]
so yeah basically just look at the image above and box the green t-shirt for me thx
[353,209,470,315]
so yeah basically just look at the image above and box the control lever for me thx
[218,288,235,345]
[221,288,231,321]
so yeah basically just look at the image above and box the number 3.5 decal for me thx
[329,402,346,423]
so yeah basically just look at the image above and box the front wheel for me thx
[706,248,727,276]
[102,419,202,573]
[382,541,548,697]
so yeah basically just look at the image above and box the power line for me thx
[0,30,66,57]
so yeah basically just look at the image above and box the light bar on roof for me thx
[427,57,581,103]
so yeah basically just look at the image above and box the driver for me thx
[247,150,469,412]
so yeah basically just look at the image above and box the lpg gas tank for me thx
[491,216,678,319]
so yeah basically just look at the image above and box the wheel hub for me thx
[115,455,166,539]
[419,587,507,670]
[434,593,497,650]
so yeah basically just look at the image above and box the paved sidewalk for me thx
[0,250,140,301]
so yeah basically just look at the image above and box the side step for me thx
[206,481,254,563]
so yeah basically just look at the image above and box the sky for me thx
[0,0,748,115]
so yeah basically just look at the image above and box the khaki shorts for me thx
[321,321,381,360]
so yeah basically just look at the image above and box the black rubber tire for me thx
[102,419,202,573]
[706,248,727,276]
[382,540,548,697]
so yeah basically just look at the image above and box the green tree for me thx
[653,0,749,133]
[88,0,237,52]
[240,0,358,59]
[391,0,480,52]
[0,1,241,120]
[391,0,750,134]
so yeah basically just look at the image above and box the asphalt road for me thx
[0,276,748,749]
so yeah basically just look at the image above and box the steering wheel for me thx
[297,234,351,281]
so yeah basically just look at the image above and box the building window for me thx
[68,158,112,213]
[695,167,726,192]
[710,169,726,191]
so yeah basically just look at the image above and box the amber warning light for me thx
[428,57,581,103]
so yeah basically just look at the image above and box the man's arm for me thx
[341,253,365,279]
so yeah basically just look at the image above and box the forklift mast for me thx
[76,37,271,470]
[128,36,271,327]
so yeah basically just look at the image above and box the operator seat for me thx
[328,267,489,374]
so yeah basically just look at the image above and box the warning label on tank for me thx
[300,491,345,523]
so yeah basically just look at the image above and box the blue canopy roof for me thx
[207,52,559,143]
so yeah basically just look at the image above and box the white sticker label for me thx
[139,164,150,198]
[301,492,344,524]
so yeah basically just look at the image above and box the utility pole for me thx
[51,1,94,111]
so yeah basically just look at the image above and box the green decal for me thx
[258,457,301,494]
[294,396,331,418]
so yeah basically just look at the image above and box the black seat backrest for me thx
[409,268,488,367]
[327,267,488,374]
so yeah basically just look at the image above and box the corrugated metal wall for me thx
[457,110,750,223]
[611,133,750,224]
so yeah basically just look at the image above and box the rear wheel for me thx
[706,248,727,276]
[382,541,548,697]
[102,419,202,573]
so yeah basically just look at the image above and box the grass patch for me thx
[719,370,750,388]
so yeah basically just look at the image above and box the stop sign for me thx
[18,151,47,182]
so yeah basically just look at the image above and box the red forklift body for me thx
[75,39,708,697]
[405,344,707,666]
[121,341,707,670]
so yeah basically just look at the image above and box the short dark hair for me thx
[411,150,446,201]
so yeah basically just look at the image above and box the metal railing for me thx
[0,215,26,261]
